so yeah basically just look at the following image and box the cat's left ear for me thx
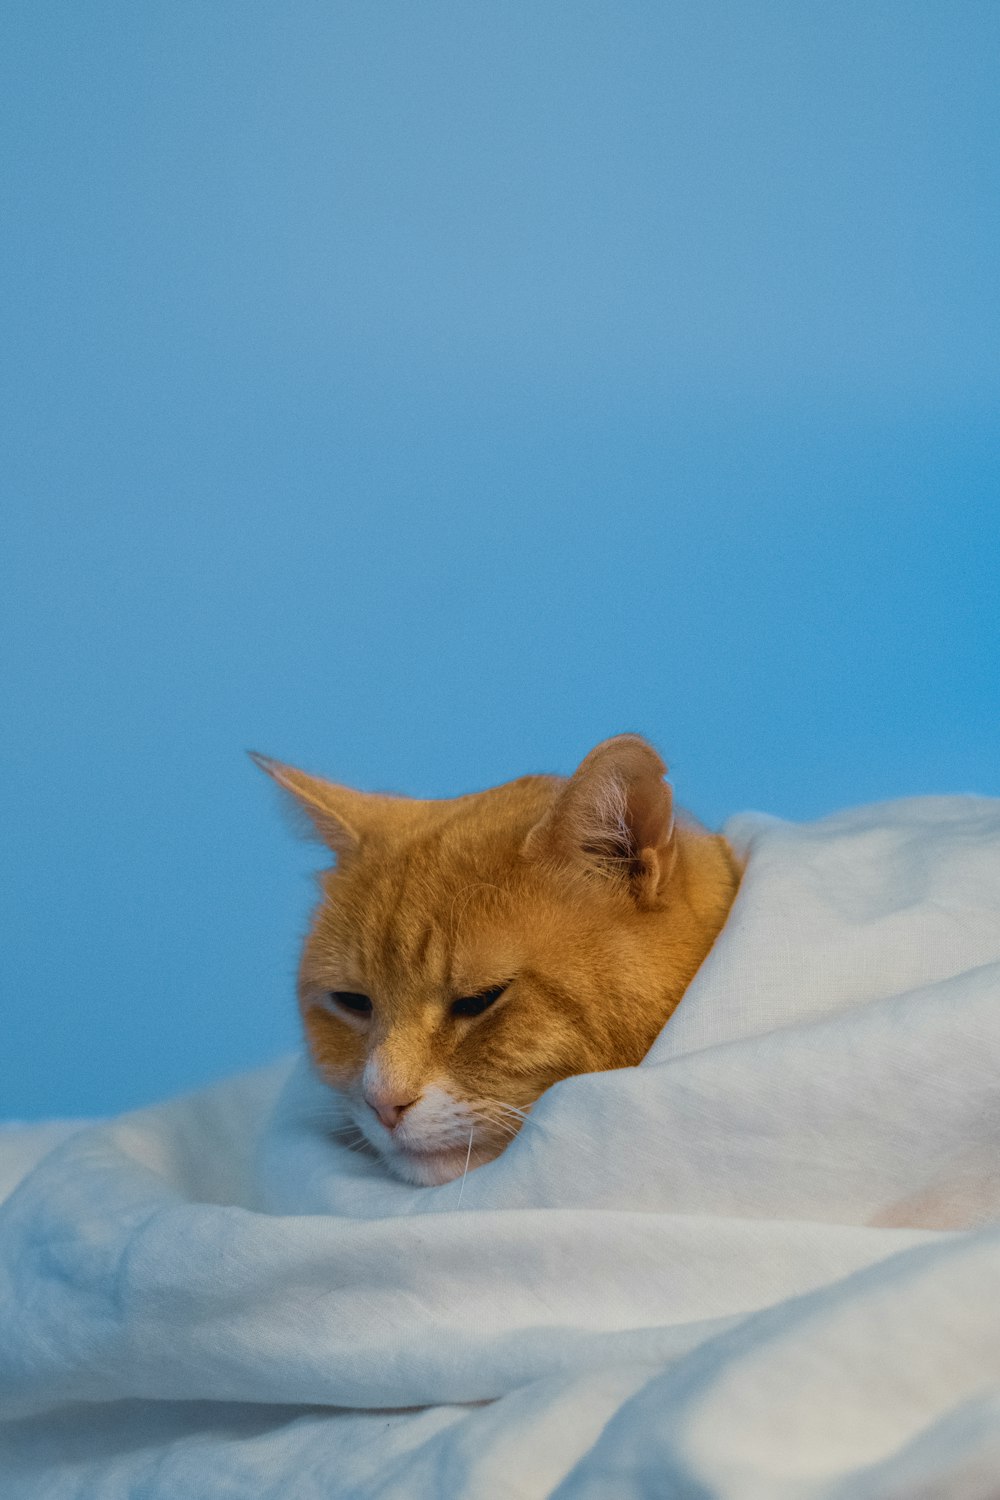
[523,734,676,909]
[249,753,368,861]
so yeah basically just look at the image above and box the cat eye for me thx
[328,991,373,1017]
[450,984,508,1019]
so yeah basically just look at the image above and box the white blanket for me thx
[2,796,1000,1498]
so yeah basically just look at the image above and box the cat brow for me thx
[411,922,434,969]
[519,970,584,1018]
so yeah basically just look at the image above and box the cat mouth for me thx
[391,1139,471,1163]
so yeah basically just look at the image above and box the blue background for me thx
[3,3,998,1118]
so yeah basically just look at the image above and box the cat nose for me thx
[364,1090,419,1131]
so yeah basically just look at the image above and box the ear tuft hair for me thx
[523,734,676,907]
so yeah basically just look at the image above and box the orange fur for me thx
[254,736,740,1185]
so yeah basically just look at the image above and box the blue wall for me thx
[3,3,998,1117]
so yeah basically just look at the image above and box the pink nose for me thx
[365,1093,419,1131]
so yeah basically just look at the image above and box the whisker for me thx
[476,1095,634,1175]
[474,1111,521,1141]
[336,1133,380,1158]
[455,1124,475,1208]
[481,1097,532,1121]
[445,879,505,936]
[286,1107,356,1129]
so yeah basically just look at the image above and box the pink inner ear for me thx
[573,737,674,859]
[527,736,675,875]
[625,772,674,853]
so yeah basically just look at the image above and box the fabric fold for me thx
[2,794,999,1498]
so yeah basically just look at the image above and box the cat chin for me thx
[384,1143,495,1188]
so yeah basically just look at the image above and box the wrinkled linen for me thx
[2,795,1000,1499]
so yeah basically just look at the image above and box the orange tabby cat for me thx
[255,735,739,1186]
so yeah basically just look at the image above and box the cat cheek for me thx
[302,1009,366,1089]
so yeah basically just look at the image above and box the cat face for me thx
[256,736,738,1186]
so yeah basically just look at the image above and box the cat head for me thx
[255,735,736,1186]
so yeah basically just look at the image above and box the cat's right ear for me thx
[248,753,363,860]
[522,734,676,908]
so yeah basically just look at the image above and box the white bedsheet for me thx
[2,795,1000,1498]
